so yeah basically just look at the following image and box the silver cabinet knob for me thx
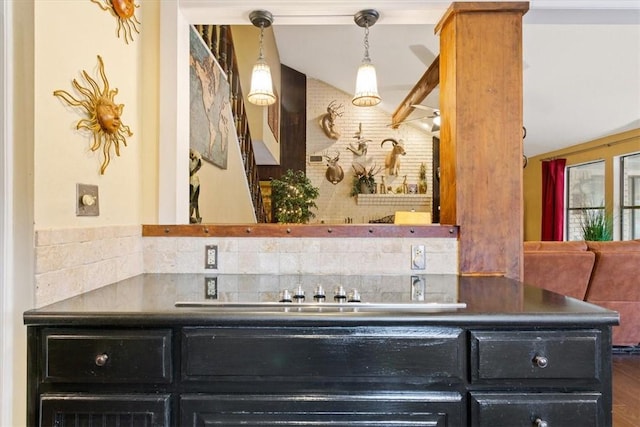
[95,353,109,367]
[533,355,549,368]
[534,418,548,427]
[334,286,347,302]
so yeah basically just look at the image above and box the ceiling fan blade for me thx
[410,104,437,111]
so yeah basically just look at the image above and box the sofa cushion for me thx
[524,241,588,252]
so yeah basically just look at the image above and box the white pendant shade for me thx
[352,59,381,107]
[248,59,276,106]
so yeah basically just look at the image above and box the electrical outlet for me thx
[411,275,425,301]
[411,244,426,270]
[205,245,218,269]
[204,276,218,299]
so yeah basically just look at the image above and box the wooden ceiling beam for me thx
[390,54,439,129]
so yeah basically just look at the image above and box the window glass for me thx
[566,161,605,241]
[621,153,640,240]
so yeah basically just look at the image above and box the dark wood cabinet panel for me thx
[470,330,600,383]
[43,329,172,383]
[182,326,464,383]
[181,393,462,426]
[40,394,170,427]
[470,392,604,427]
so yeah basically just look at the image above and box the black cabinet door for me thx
[181,393,464,426]
[40,394,171,427]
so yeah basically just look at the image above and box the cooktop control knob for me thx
[348,289,361,303]
[313,285,326,302]
[279,289,292,303]
[293,285,305,303]
[334,285,347,302]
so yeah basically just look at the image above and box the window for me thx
[620,153,640,240]
[566,161,605,241]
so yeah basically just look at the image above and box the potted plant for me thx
[270,169,319,223]
[580,209,613,241]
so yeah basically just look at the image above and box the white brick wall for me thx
[306,79,434,224]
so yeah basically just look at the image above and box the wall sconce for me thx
[247,10,276,106]
[352,9,381,107]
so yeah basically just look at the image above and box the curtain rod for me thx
[539,135,638,161]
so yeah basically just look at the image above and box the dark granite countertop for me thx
[24,274,619,327]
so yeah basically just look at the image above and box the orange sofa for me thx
[524,240,640,346]
[583,240,640,346]
[523,241,595,300]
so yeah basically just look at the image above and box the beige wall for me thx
[231,24,281,165]
[523,128,640,241]
[34,0,150,228]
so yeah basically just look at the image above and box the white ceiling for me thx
[180,1,640,158]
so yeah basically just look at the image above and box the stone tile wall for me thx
[34,226,458,307]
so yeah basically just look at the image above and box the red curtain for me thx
[541,159,567,241]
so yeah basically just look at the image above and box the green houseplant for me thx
[270,169,319,223]
[580,209,613,241]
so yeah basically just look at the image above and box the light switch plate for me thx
[76,183,99,216]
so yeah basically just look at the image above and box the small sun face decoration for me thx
[91,0,141,44]
[53,55,133,175]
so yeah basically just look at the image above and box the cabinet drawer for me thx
[470,392,603,427]
[183,326,464,383]
[470,330,600,382]
[181,393,464,426]
[43,329,172,383]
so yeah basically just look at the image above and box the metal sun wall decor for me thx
[91,0,141,44]
[53,55,133,175]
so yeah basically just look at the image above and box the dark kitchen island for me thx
[24,274,618,426]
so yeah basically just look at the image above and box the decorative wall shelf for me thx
[356,194,430,206]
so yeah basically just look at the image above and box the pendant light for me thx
[352,9,381,107]
[248,10,276,106]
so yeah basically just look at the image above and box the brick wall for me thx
[305,79,434,224]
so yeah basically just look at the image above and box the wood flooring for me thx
[612,354,640,427]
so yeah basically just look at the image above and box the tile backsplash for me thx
[34,226,458,307]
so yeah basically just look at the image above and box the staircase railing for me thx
[196,25,268,223]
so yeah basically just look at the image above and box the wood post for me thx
[436,2,529,279]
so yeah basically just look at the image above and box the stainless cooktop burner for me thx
[174,274,464,311]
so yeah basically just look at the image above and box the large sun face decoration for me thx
[91,0,141,44]
[53,55,133,175]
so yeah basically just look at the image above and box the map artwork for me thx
[189,25,230,169]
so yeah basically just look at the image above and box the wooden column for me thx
[435,2,529,280]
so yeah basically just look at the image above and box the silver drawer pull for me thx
[533,355,548,368]
[95,353,109,367]
[534,418,548,427]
